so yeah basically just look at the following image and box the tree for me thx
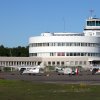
[0,45,29,57]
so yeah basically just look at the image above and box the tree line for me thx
[0,45,29,57]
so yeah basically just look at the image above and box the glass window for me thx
[66,43,70,46]
[57,52,65,56]
[77,43,80,46]
[61,61,64,65]
[70,53,73,56]
[83,61,86,65]
[32,53,37,56]
[87,21,90,26]
[62,52,65,56]
[50,53,54,56]
[57,61,60,65]
[96,21,100,26]
[81,53,84,56]
[66,53,69,56]
[70,61,74,65]
[62,43,66,46]
[58,43,61,46]
[74,53,77,56]
[87,21,95,26]
[91,21,95,26]
[75,61,78,65]
[77,53,80,56]
[79,61,82,65]
[55,43,58,46]
[52,61,55,65]
[48,61,51,65]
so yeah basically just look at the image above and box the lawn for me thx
[0,79,100,100]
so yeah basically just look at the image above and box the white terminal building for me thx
[0,17,100,69]
[29,17,100,69]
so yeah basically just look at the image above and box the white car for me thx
[58,68,74,75]
[22,68,39,74]
[20,67,44,75]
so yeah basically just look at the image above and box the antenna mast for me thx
[90,10,94,18]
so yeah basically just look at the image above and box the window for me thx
[48,61,51,65]
[75,61,78,65]
[50,53,54,56]
[83,61,86,65]
[96,21,100,26]
[30,53,37,56]
[62,43,66,46]
[79,61,82,65]
[77,53,80,56]
[70,61,74,65]
[74,53,77,56]
[57,61,60,65]
[61,61,64,65]
[52,61,55,65]
[87,21,89,26]
[70,53,73,56]
[57,52,65,56]
[58,43,62,46]
[87,21,95,26]
[66,53,69,56]
[81,53,84,56]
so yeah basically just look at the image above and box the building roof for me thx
[0,57,42,61]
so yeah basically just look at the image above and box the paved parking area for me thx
[0,71,100,85]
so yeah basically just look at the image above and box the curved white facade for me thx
[29,18,100,68]
[29,35,100,56]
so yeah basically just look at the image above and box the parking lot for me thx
[0,71,100,85]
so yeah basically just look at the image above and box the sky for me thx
[0,0,100,47]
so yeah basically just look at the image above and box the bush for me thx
[3,67,11,72]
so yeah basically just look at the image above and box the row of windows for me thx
[47,61,87,66]
[50,52,100,57]
[0,61,41,66]
[29,52,100,57]
[87,21,100,26]
[54,34,84,36]
[29,42,99,47]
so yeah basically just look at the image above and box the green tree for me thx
[0,45,29,57]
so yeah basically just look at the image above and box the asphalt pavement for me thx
[0,71,100,85]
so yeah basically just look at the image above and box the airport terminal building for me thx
[0,17,100,69]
